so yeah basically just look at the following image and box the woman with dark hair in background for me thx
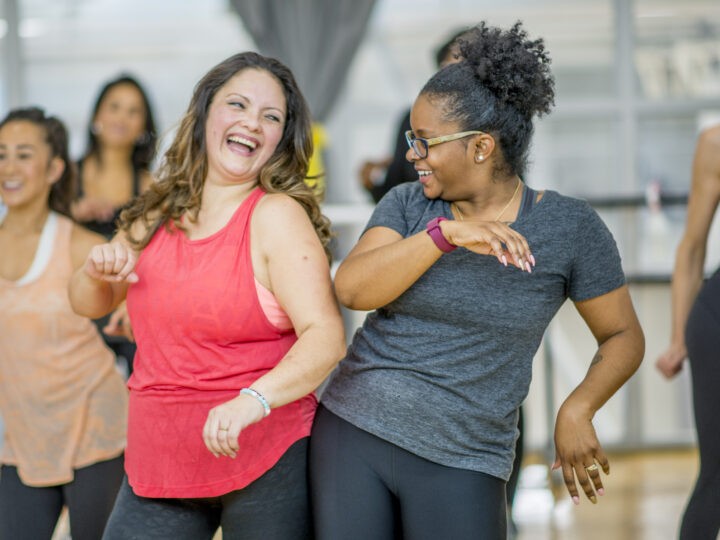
[0,107,127,540]
[69,52,345,539]
[358,28,467,203]
[73,74,157,235]
[72,74,158,375]
[311,21,645,539]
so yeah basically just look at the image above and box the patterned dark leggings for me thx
[102,438,311,540]
[680,270,720,540]
[0,454,124,540]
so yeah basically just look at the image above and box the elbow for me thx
[333,270,368,311]
[627,322,646,374]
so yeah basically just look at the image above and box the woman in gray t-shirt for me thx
[311,21,644,540]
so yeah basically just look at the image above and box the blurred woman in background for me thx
[72,74,158,375]
[0,107,127,540]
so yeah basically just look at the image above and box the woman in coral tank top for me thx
[0,107,127,540]
[69,52,345,539]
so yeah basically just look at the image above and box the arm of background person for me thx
[552,285,644,504]
[656,126,720,378]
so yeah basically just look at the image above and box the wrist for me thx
[239,387,271,417]
[426,217,456,253]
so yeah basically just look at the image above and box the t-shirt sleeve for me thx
[568,202,626,301]
[362,186,411,238]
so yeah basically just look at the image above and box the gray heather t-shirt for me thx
[321,182,626,481]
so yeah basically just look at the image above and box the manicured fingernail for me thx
[501,255,508,267]
[525,261,532,273]
[590,495,597,504]
[597,488,605,496]
[530,254,536,266]
[572,496,580,505]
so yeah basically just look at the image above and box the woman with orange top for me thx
[0,107,128,540]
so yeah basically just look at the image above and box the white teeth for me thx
[227,136,257,149]
[418,170,432,176]
[2,180,21,189]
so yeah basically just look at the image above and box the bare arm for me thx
[553,285,644,504]
[203,194,346,458]
[657,126,720,378]
[68,220,148,319]
[335,219,533,311]
[250,194,346,406]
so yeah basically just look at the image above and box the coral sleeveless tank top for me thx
[125,187,316,498]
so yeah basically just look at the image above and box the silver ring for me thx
[585,463,599,473]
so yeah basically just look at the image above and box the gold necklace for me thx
[452,179,522,222]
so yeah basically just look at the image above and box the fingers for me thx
[103,309,123,336]
[557,454,610,505]
[85,243,139,283]
[202,414,240,459]
[450,221,535,272]
[103,308,135,342]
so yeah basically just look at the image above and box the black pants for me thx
[310,405,507,540]
[680,270,720,540]
[0,454,124,540]
[102,438,311,540]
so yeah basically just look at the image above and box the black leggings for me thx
[0,454,124,540]
[102,438,311,540]
[681,270,720,539]
[310,405,507,540]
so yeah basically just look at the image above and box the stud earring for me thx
[475,154,484,163]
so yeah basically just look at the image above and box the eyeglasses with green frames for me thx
[404,130,484,159]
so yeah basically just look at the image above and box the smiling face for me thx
[407,93,477,201]
[204,68,287,187]
[0,120,63,210]
[93,82,148,149]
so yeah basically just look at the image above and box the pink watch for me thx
[426,217,456,253]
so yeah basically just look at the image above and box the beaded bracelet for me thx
[240,387,271,417]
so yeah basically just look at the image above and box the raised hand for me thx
[83,242,139,283]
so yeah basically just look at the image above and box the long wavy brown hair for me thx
[118,52,332,260]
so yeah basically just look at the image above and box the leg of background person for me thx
[102,477,220,540]
[394,445,507,540]
[679,276,720,540]
[0,465,64,540]
[63,454,125,540]
[220,438,312,540]
[309,405,401,540]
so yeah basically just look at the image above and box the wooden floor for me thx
[514,449,698,540]
[51,449,699,539]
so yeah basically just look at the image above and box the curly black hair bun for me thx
[458,21,555,119]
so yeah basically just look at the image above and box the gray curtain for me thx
[230,0,377,122]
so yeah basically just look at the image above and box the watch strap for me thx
[426,217,456,253]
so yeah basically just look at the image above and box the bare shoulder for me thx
[69,223,107,269]
[254,192,312,227]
